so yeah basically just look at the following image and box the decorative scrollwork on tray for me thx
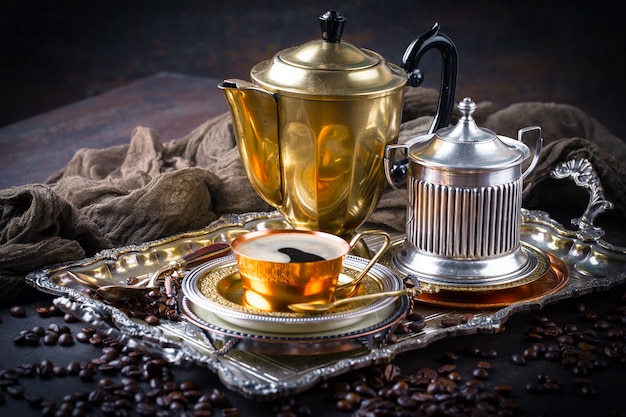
[550,158,614,241]
[24,159,626,400]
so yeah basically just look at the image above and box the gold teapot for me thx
[220,11,458,236]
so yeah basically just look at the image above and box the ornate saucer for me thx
[179,293,409,355]
[181,254,405,334]
[414,252,569,309]
[395,242,552,292]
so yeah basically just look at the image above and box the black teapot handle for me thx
[402,22,458,134]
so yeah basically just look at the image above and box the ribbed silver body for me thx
[407,177,522,259]
[393,165,536,287]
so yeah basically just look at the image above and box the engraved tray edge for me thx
[25,158,626,400]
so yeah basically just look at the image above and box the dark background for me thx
[1,0,626,139]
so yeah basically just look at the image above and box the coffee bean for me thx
[407,311,425,321]
[14,363,36,377]
[35,306,51,317]
[24,393,44,407]
[9,305,26,317]
[525,382,544,394]
[74,331,90,343]
[222,407,241,417]
[584,310,599,320]
[46,324,59,334]
[144,314,160,326]
[572,364,588,376]
[460,312,474,324]
[43,333,58,346]
[561,355,578,368]
[397,394,417,408]
[67,361,81,376]
[6,383,24,398]
[544,350,561,361]
[543,326,563,338]
[522,347,538,360]
[37,360,54,379]
[409,320,426,332]
[209,388,231,408]
[12,333,27,346]
[383,364,401,382]
[24,332,40,345]
[578,341,597,351]
[78,368,94,382]
[354,383,376,398]
[393,322,409,334]
[418,367,438,381]
[578,383,597,397]
[441,317,460,327]
[129,308,147,319]
[58,333,74,346]
[179,380,196,391]
[62,313,78,323]
[480,348,497,359]
[464,345,481,356]
[30,325,45,336]
[437,364,456,375]
[89,335,103,346]
[386,333,398,345]
[510,353,526,365]
[543,382,561,392]
[557,334,575,345]
[100,400,117,414]
[52,365,67,377]
[472,368,489,379]
[441,351,458,363]
[493,385,513,396]
[447,371,462,382]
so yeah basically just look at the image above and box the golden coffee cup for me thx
[231,229,390,312]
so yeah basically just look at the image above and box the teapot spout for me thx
[219,79,283,208]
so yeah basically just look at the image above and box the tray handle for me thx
[550,158,614,241]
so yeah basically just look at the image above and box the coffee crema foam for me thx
[234,233,347,263]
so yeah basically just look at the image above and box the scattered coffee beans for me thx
[3,280,625,416]
[3,303,240,417]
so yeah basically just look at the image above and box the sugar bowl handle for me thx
[384,143,410,199]
[518,126,544,180]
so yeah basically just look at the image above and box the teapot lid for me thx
[409,97,530,169]
[250,10,407,99]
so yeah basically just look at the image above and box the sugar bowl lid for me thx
[409,97,531,170]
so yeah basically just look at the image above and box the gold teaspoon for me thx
[287,286,421,313]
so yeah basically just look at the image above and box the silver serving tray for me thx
[26,158,626,400]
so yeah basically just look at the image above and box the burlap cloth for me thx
[2,87,626,303]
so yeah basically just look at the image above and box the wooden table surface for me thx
[0,72,228,189]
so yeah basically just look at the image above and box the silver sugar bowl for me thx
[384,97,543,288]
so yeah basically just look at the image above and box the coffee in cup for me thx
[231,230,349,311]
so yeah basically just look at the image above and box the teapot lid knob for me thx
[319,10,346,43]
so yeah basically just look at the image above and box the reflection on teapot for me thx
[220,10,458,236]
